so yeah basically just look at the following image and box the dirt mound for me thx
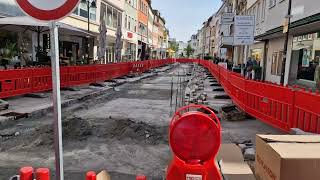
[30,116,93,147]
[25,116,167,148]
[93,117,168,145]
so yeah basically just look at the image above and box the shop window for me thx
[277,51,283,76]
[271,51,283,76]
[73,1,96,21]
[251,49,263,61]
[113,9,118,28]
[128,17,131,30]
[125,15,127,29]
[271,52,278,75]
[107,6,112,27]
[292,33,320,82]
[269,0,276,8]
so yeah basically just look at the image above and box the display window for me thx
[292,33,320,82]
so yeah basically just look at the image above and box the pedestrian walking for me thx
[246,57,254,79]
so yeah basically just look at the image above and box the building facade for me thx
[0,0,169,65]
[137,0,149,60]
[196,0,320,89]
[123,0,138,62]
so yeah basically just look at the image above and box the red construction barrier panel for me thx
[0,59,174,99]
[166,104,221,180]
[191,59,320,134]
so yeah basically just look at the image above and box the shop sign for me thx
[234,16,255,45]
[221,13,235,24]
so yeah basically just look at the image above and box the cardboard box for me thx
[255,135,320,180]
[217,144,256,180]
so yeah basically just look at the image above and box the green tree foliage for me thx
[184,44,195,58]
[169,41,179,53]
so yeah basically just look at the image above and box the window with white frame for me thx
[102,4,122,29]
[269,0,276,8]
[125,15,128,29]
[256,3,260,24]
[73,1,97,21]
[261,0,266,21]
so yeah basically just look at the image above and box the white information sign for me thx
[234,16,255,45]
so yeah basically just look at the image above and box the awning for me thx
[0,16,93,37]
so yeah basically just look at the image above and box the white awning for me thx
[0,16,93,37]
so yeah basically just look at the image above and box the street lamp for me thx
[81,0,96,63]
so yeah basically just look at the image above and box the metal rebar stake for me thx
[175,72,179,112]
[170,76,173,107]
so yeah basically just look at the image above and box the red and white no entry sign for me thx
[16,0,80,21]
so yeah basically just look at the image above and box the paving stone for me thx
[24,93,49,98]
[238,144,250,153]
[0,99,9,110]
[290,128,315,135]
[244,148,255,161]
[221,105,246,121]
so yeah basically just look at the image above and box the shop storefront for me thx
[123,41,137,61]
[106,45,115,63]
[290,32,320,88]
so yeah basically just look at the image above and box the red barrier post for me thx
[20,167,34,180]
[86,171,97,180]
[36,168,50,180]
[136,175,147,180]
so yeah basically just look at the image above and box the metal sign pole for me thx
[50,21,64,180]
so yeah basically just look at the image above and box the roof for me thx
[0,16,93,37]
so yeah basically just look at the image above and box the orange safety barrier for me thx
[177,58,320,134]
[0,59,175,99]
[3,58,318,134]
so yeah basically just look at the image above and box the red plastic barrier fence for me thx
[0,59,175,99]
[3,58,318,134]
[177,59,320,134]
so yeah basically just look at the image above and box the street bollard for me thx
[20,167,34,180]
[136,175,147,180]
[86,171,97,180]
[36,168,50,180]
[166,104,221,180]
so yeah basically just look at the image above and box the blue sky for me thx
[152,0,222,42]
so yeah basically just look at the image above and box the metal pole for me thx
[175,72,179,112]
[50,21,64,180]
[87,1,90,64]
[170,76,173,106]
[179,71,182,106]
[87,1,90,33]
[280,0,292,85]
